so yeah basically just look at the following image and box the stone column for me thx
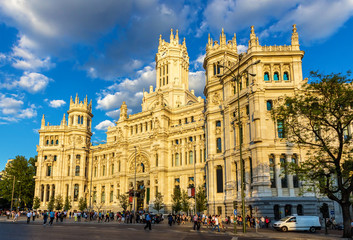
[286,155,295,196]
[275,155,282,197]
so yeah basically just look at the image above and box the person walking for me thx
[32,211,36,222]
[27,211,32,224]
[43,211,48,226]
[144,213,152,230]
[212,215,220,232]
[168,213,173,227]
[49,210,55,226]
[193,214,198,230]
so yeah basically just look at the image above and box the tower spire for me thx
[291,24,300,50]
[41,114,45,128]
[170,28,174,42]
[175,29,179,43]
[249,25,258,49]
[61,113,66,126]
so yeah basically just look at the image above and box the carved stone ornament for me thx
[212,92,221,105]
[129,154,150,173]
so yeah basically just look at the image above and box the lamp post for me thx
[10,176,15,211]
[194,144,197,216]
[219,54,260,233]
[134,146,137,213]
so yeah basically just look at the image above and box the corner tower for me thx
[67,94,93,132]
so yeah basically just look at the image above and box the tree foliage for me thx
[0,155,36,209]
[195,186,207,213]
[33,196,40,210]
[64,196,72,211]
[47,195,55,211]
[55,195,64,211]
[181,190,192,214]
[273,71,353,238]
[78,197,87,211]
[118,194,129,211]
[153,192,164,213]
[171,186,182,214]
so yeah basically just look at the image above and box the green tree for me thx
[78,197,87,211]
[0,155,36,209]
[55,195,64,211]
[195,186,207,213]
[153,192,164,213]
[47,195,55,211]
[273,71,353,238]
[171,186,182,214]
[181,189,191,214]
[118,194,129,211]
[33,196,40,210]
[63,196,72,211]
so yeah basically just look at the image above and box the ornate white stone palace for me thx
[34,25,337,219]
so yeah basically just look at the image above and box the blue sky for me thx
[0,0,353,170]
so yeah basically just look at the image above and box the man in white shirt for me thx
[212,215,220,232]
[27,211,32,224]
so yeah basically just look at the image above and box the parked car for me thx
[273,215,321,233]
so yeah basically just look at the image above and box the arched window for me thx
[266,100,273,111]
[141,163,145,172]
[54,155,57,161]
[111,164,114,175]
[47,165,52,176]
[81,116,84,124]
[264,72,269,81]
[216,165,223,193]
[52,184,55,198]
[280,156,288,188]
[277,120,285,138]
[189,151,193,164]
[216,138,222,153]
[274,72,279,81]
[41,185,44,202]
[274,205,280,220]
[75,165,80,176]
[46,184,50,201]
[285,204,292,216]
[55,140,59,145]
[102,165,106,176]
[175,153,180,166]
[51,140,54,145]
[283,72,289,81]
[155,154,158,167]
[94,166,97,177]
[46,140,49,145]
[74,184,79,201]
[101,189,105,203]
[297,204,304,215]
[292,155,299,188]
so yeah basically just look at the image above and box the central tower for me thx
[141,29,198,111]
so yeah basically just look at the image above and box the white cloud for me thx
[0,94,37,123]
[17,72,52,93]
[48,100,66,108]
[237,44,248,53]
[189,71,205,97]
[106,109,120,120]
[192,54,205,70]
[96,64,156,111]
[95,120,115,131]
[203,0,353,43]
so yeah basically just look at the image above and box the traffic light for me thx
[320,203,329,218]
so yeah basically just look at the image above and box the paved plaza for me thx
[0,216,348,240]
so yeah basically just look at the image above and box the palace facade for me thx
[34,25,337,219]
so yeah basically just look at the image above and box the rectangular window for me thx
[246,105,249,115]
[191,116,194,122]
[216,166,223,193]
[47,165,52,176]
[235,162,239,191]
[267,100,273,111]
[216,120,221,127]
[155,186,158,197]
[216,138,222,153]
[240,125,243,144]
[269,157,276,188]
[189,151,193,164]
[277,120,285,138]
[110,191,113,203]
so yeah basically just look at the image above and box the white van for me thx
[273,215,321,233]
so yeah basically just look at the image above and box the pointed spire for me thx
[41,114,45,128]
[249,25,258,49]
[75,93,79,104]
[291,24,300,50]
[220,28,226,46]
[182,37,186,47]
[232,33,237,51]
[84,95,88,106]
[175,29,179,43]
[70,96,73,105]
[208,33,211,45]
[159,34,162,45]
[170,28,174,42]
[119,101,128,121]
[61,113,66,126]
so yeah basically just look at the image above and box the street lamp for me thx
[219,54,260,234]
[134,146,137,214]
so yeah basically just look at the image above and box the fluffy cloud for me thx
[0,94,37,123]
[48,99,66,108]
[96,64,156,111]
[203,0,353,43]
[95,120,115,131]
[189,71,205,97]
[17,72,52,94]
[237,45,248,53]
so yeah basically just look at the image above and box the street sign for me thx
[330,210,335,215]
[234,209,237,215]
